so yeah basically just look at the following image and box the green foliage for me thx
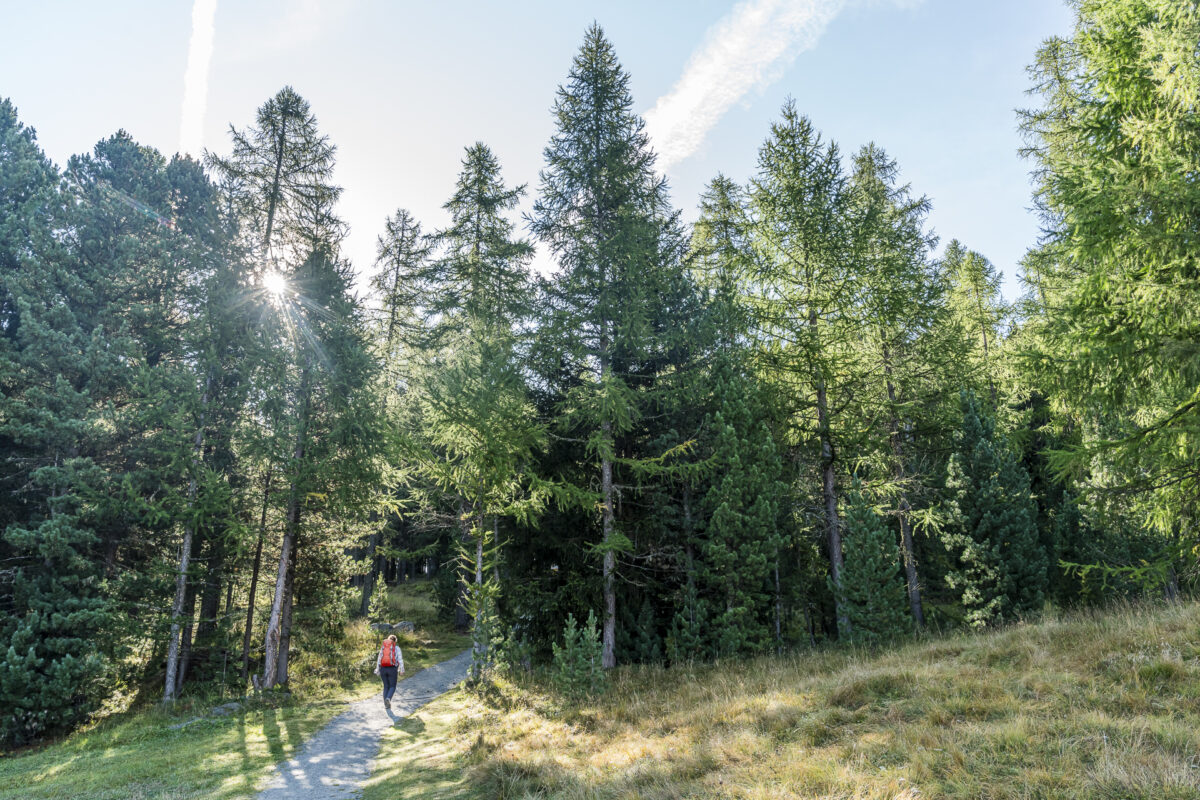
[551,610,606,701]
[835,483,910,644]
[1019,0,1200,542]
[699,358,786,657]
[368,578,390,622]
[944,392,1048,627]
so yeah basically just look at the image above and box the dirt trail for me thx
[256,649,471,800]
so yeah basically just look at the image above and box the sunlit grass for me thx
[1,581,469,800]
[401,601,1200,799]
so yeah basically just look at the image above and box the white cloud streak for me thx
[179,0,218,157]
[644,0,847,171]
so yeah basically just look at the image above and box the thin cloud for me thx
[179,0,218,157]
[645,0,910,171]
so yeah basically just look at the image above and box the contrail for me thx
[644,0,847,171]
[179,0,218,157]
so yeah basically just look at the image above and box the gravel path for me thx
[256,649,472,800]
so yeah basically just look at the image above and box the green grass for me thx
[360,692,475,800]
[1,580,469,800]
[388,601,1200,800]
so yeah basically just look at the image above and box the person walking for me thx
[373,634,405,709]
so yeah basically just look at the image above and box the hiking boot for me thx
[384,698,391,710]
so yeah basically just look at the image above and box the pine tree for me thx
[944,392,1047,627]
[698,359,785,657]
[211,87,381,689]
[836,482,910,644]
[403,143,542,680]
[941,240,1006,403]
[845,143,948,630]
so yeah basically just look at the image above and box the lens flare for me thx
[263,271,287,295]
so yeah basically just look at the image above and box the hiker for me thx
[373,633,405,709]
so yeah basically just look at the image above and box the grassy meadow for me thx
[384,601,1200,800]
[1,581,469,800]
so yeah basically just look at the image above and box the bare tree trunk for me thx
[262,363,310,690]
[241,470,270,682]
[176,567,199,693]
[882,344,924,629]
[816,373,848,638]
[164,376,211,702]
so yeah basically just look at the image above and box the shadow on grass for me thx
[393,714,426,735]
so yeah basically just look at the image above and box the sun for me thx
[262,271,288,296]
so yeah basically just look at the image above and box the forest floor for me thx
[0,581,469,800]
[369,600,1200,800]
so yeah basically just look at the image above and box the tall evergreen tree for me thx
[530,25,691,667]
[745,102,857,638]
[944,392,1047,627]
[1020,0,1200,548]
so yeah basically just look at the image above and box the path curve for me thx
[256,649,472,800]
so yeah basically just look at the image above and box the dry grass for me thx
[416,601,1200,799]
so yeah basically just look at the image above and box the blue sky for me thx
[2,1,1074,299]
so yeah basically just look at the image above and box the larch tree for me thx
[745,103,857,638]
[1020,0,1200,550]
[530,25,690,667]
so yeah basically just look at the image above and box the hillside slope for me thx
[374,602,1200,799]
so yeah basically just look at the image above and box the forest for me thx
[2,0,1197,748]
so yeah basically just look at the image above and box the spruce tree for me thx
[944,392,1047,627]
[698,360,786,657]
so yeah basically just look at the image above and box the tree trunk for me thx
[262,362,311,689]
[774,559,783,655]
[164,376,211,702]
[242,470,270,682]
[601,420,616,669]
[359,529,381,617]
[816,371,848,638]
[195,531,226,667]
[454,499,470,631]
[471,529,485,682]
[176,569,199,693]
[882,343,924,629]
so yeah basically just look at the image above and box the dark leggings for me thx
[380,665,398,700]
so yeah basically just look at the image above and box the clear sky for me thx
[2,0,1074,300]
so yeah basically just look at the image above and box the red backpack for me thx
[381,641,397,667]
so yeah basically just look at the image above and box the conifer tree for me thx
[1020,0,1200,543]
[531,25,691,667]
[836,482,910,644]
[941,240,1006,403]
[699,361,786,657]
[406,143,542,680]
[745,102,857,638]
[212,87,380,689]
[944,392,1047,627]
[845,144,947,629]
